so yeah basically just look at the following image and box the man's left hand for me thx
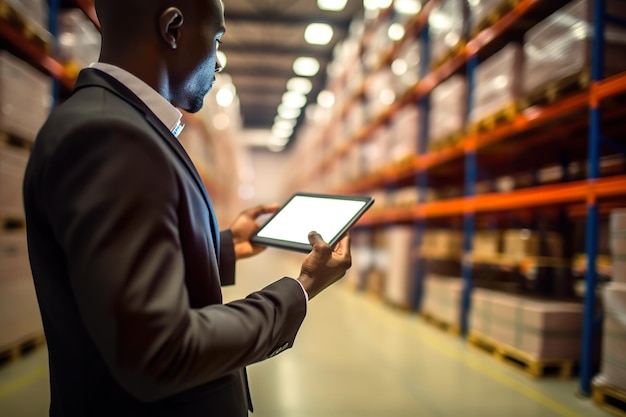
[229,204,279,260]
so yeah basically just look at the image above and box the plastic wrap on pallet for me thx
[523,0,626,95]
[0,142,29,218]
[422,274,463,326]
[429,75,466,145]
[390,105,418,163]
[470,43,523,124]
[595,282,626,390]
[362,127,391,175]
[0,51,51,141]
[58,9,102,71]
[470,288,583,359]
[428,0,465,65]
[473,230,501,258]
[611,209,626,284]
[384,225,414,308]
[365,69,396,121]
[470,0,505,33]
[0,232,43,348]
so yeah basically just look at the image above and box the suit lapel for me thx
[73,69,221,257]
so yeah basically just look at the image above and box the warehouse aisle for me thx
[0,249,612,417]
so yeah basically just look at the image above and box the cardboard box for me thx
[0,142,29,218]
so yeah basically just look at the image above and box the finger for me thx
[244,204,279,219]
[334,233,351,257]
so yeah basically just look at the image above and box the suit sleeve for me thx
[219,230,236,286]
[42,121,307,402]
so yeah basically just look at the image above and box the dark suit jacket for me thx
[23,68,307,416]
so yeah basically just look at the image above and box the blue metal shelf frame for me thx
[412,22,432,311]
[48,0,60,107]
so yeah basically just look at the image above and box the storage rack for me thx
[290,0,626,397]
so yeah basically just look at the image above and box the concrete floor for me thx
[0,250,614,416]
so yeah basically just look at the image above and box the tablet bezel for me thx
[250,192,374,253]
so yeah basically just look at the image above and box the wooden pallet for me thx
[420,311,461,335]
[472,0,522,36]
[468,330,577,378]
[593,382,626,417]
[428,131,464,152]
[469,103,519,134]
[519,69,591,109]
[0,333,46,367]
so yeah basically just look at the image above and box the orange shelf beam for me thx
[358,175,626,226]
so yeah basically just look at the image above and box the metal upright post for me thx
[579,0,605,397]
[412,23,431,311]
[48,0,60,107]
[462,53,478,337]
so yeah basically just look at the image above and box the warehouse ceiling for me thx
[219,0,364,147]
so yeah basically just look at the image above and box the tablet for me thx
[251,193,375,252]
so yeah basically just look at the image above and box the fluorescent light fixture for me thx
[287,77,313,94]
[216,50,227,69]
[395,0,422,15]
[318,0,347,11]
[293,57,320,76]
[317,90,335,108]
[282,91,308,109]
[305,23,334,45]
[278,104,302,120]
[364,0,392,11]
[388,23,405,41]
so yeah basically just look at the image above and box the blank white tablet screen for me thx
[256,195,367,245]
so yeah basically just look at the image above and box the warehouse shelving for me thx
[290,0,626,399]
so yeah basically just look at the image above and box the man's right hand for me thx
[297,231,352,300]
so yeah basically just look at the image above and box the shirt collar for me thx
[88,62,185,137]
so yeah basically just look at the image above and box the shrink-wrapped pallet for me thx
[470,43,524,124]
[610,209,626,283]
[384,226,415,308]
[469,0,506,33]
[428,75,466,147]
[470,288,583,360]
[595,282,626,390]
[0,51,51,141]
[365,69,397,121]
[428,0,465,66]
[422,274,463,327]
[473,230,501,258]
[3,0,51,48]
[422,229,463,259]
[523,0,626,95]
[392,39,421,94]
[0,232,43,348]
[390,105,419,163]
[0,142,29,218]
[362,127,391,175]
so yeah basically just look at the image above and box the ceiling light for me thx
[317,90,335,108]
[364,0,392,11]
[388,23,405,41]
[216,50,227,69]
[293,57,320,76]
[318,0,347,11]
[287,77,313,94]
[395,0,422,15]
[305,23,334,45]
[216,86,235,107]
[278,104,302,120]
[282,91,308,109]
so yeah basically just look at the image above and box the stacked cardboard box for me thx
[524,0,626,95]
[57,9,101,71]
[0,51,51,141]
[470,43,523,125]
[429,0,465,65]
[471,288,583,359]
[384,225,414,308]
[429,75,466,147]
[503,229,564,259]
[421,274,463,327]
[390,105,419,163]
[0,142,29,218]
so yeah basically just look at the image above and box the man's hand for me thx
[230,204,279,260]
[297,232,352,300]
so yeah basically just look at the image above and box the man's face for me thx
[170,0,225,113]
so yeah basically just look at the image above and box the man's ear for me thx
[159,7,184,49]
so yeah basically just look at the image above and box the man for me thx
[22,0,351,416]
